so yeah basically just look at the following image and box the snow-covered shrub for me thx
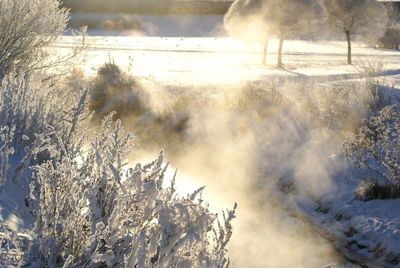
[89,63,192,149]
[0,126,15,192]
[346,104,400,196]
[0,73,91,151]
[0,221,27,266]
[90,62,147,119]
[0,69,235,266]
[64,67,88,92]
[0,72,91,194]
[0,0,68,77]
[22,114,236,267]
[287,82,370,132]
[237,82,286,117]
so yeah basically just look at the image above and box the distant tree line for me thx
[380,2,400,50]
[62,0,233,15]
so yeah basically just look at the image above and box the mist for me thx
[66,12,381,263]
[102,75,373,267]
[64,1,380,265]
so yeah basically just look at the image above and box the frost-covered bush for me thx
[0,221,29,266]
[0,73,91,150]
[286,81,378,132]
[0,0,69,77]
[89,63,192,149]
[236,82,286,117]
[0,71,236,266]
[90,62,147,119]
[346,104,400,194]
[21,113,236,267]
[0,73,91,192]
[0,73,84,142]
[0,126,13,187]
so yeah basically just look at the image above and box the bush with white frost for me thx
[346,104,400,195]
[0,0,86,79]
[21,113,236,267]
[0,72,91,193]
[0,73,236,266]
[0,73,83,142]
[0,0,66,77]
[89,62,147,119]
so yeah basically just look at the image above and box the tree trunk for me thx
[346,30,352,65]
[277,36,284,68]
[262,37,269,65]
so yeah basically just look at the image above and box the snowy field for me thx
[55,36,400,86]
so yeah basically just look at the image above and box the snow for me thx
[0,171,33,232]
[270,159,400,267]
[51,35,400,267]
[54,36,400,86]
[2,34,400,266]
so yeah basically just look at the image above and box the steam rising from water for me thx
[56,2,390,264]
[125,80,367,267]
[77,27,375,266]
[162,112,341,267]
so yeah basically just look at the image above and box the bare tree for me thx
[0,0,85,79]
[323,0,388,64]
[269,0,318,68]
[225,0,319,67]
[224,0,273,65]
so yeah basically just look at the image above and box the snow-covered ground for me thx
[270,164,400,267]
[55,36,400,86]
